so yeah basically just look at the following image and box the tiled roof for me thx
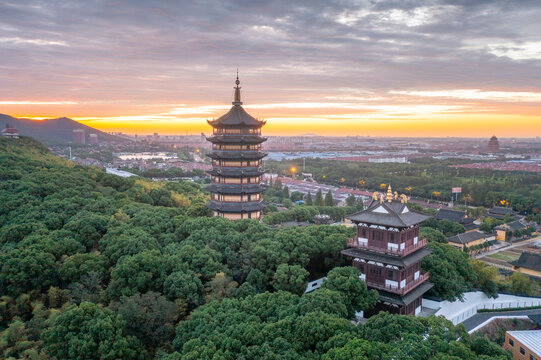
[510,252,541,272]
[346,199,431,227]
[435,208,467,223]
[447,230,487,245]
[208,105,265,127]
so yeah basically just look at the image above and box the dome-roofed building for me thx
[488,135,499,152]
[205,74,267,220]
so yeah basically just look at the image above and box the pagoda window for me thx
[224,128,241,134]
[373,230,384,242]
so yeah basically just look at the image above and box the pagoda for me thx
[342,186,433,316]
[205,74,267,220]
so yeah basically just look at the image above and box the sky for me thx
[1,0,540,137]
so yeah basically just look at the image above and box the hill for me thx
[0,113,127,144]
[0,136,512,360]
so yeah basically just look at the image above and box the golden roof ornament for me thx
[372,191,379,201]
[394,191,398,200]
[400,194,408,204]
[386,185,393,202]
[380,193,384,204]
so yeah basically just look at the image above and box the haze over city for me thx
[1,0,541,137]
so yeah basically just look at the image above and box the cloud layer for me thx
[0,0,540,136]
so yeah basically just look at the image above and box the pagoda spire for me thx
[233,69,243,106]
[386,185,393,202]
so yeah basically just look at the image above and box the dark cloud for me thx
[0,0,540,105]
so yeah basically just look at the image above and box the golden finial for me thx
[394,191,398,200]
[372,191,379,201]
[386,185,393,202]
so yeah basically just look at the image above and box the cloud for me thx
[0,37,68,46]
[0,0,540,134]
[0,101,77,105]
[390,89,541,102]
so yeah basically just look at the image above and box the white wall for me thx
[424,291,541,325]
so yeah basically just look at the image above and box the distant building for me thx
[205,74,267,220]
[369,157,407,163]
[447,230,492,251]
[89,133,98,144]
[510,252,541,279]
[488,135,500,152]
[1,124,19,138]
[343,186,433,316]
[73,129,85,144]
[495,220,528,241]
[435,208,477,231]
[488,206,517,220]
[504,330,541,360]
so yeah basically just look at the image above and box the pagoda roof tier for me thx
[206,184,266,194]
[206,135,267,144]
[347,198,431,228]
[341,247,431,267]
[207,168,266,177]
[376,282,434,306]
[206,200,267,212]
[207,151,268,160]
[207,105,266,127]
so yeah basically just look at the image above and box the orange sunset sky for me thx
[1,1,540,137]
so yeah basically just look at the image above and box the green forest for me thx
[0,137,514,359]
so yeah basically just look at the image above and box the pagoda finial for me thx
[233,69,242,106]
[386,185,393,202]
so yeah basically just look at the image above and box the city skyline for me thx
[1,0,541,137]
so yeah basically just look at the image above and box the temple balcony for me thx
[364,272,429,295]
[346,237,427,256]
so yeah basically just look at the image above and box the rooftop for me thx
[448,230,487,245]
[507,330,541,355]
[435,208,467,223]
[347,196,431,228]
[510,252,541,272]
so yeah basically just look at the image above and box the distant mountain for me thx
[0,114,128,145]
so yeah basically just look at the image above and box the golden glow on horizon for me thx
[4,88,541,137]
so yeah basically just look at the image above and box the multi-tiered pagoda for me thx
[343,186,433,316]
[205,75,267,220]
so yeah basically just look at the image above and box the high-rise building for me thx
[89,133,98,144]
[488,135,500,152]
[73,129,85,144]
[342,186,433,316]
[205,75,267,220]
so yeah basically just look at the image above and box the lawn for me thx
[487,252,520,262]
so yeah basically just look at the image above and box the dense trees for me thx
[0,137,516,359]
[42,302,146,360]
[321,267,378,318]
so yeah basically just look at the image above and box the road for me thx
[463,308,541,332]
[475,235,541,259]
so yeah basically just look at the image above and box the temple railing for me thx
[365,272,429,295]
[346,238,427,256]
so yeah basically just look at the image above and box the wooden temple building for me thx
[205,75,267,220]
[343,186,433,316]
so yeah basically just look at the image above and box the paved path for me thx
[476,236,541,259]
[462,308,541,332]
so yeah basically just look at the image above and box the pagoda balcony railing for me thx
[212,164,263,168]
[364,272,429,295]
[211,199,262,203]
[347,238,427,257]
